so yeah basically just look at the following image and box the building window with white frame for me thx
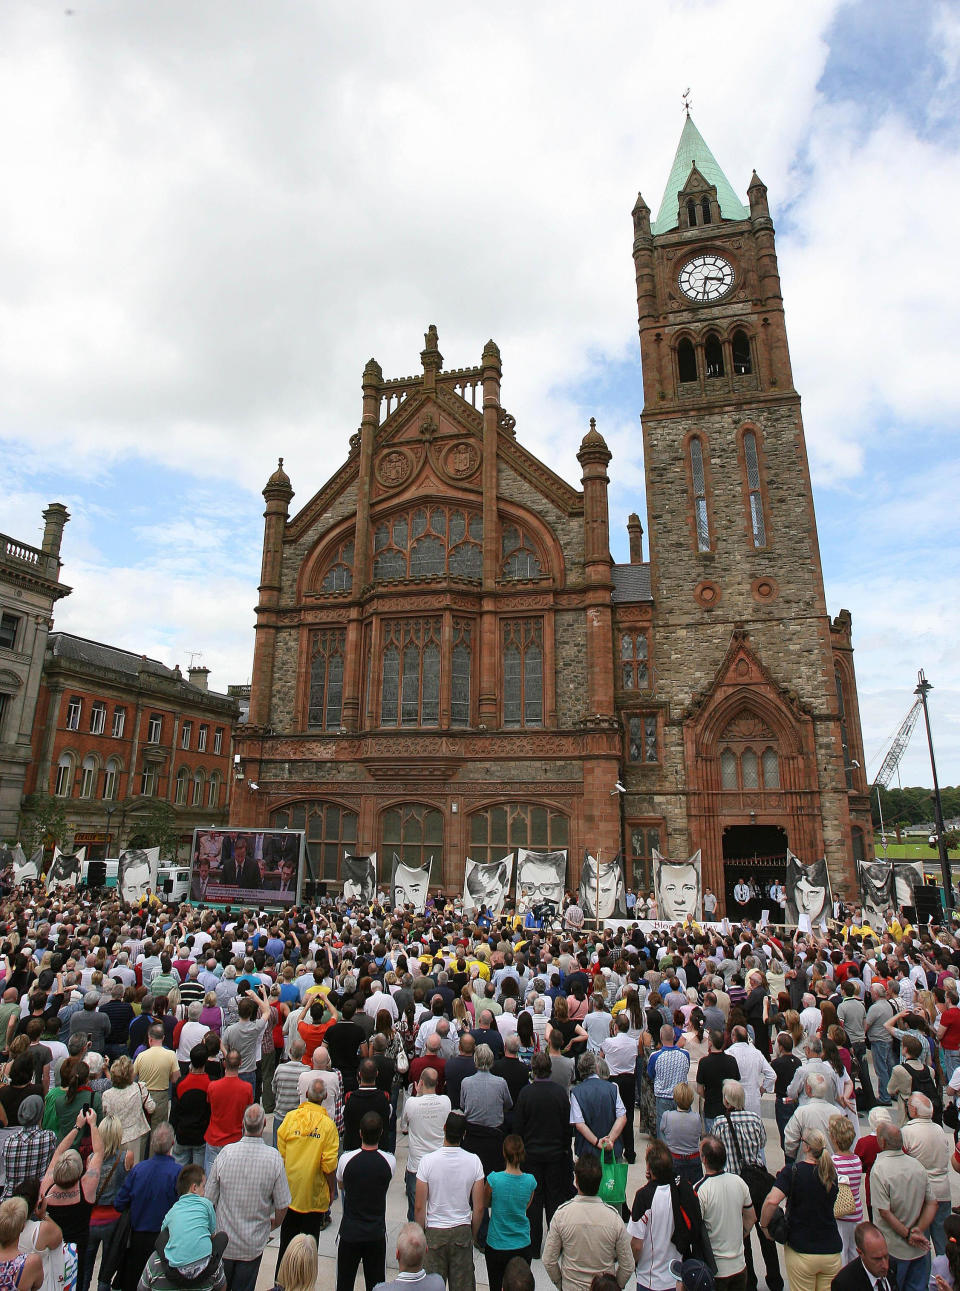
[197,725,208,752]
[112,707,125,738]
[90,702,106,735]
[213,728,223,755]
[80,755,97,798]
[0,613,20,651]
[146,714,162,744]
[66,697,82,731]
[55,753,73,797]
[140,767,156,796]
[103,758,120,800]
[181,721,192,749]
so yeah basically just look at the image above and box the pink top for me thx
[833,1152,864,1223]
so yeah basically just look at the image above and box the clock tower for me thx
[627,114,873,907]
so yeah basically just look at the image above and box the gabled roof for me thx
[652,115,749,235]
[611,563,652,603]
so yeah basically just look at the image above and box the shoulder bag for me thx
[766,1163,795,1245]
[721,1110,777,1216]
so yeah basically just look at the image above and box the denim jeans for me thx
[81,1219,119,1291]
[655,1095,674,1137]
[204,1142,224,1174]
[173,1142,206,1167]
[871,1039,894,1103]
[890,1251,931,1291]
[930,1199,953,1256]
[942,1048,960,1084]
[223,1256,262,1291]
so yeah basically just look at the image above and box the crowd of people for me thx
[0,872,958,1291]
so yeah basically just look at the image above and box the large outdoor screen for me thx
[189,828,305,908]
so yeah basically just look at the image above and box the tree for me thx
[18,794,69,852]
[127,801,180,861]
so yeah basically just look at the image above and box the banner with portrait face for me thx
[46,846,85,892]
[784,849,833,927]
[391,854,432,912]
[858,860,892,928]
[463,854,513,918]
[189,829,304,907]
[343,853,377,905]
[652,849,702,923]
[578,852,628,921]
[893,860,924,910]
[516,849,567,913]
[118,847,160,905]
[6,845,41,886]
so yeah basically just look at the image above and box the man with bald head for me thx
[296,1044,340,1125]
[399,1069,451,1222]
[277,1080,339,1254]
[372,1222,445,1291]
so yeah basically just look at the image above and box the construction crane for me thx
[870,697,923,852]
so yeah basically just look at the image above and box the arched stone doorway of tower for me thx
[723,824,787,922]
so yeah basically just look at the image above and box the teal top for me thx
[486,1170,537,1251]
[652,114,749,234]
[161,1193,217,1268]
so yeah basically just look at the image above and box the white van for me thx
[157,867,192,904]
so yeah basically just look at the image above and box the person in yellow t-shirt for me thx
[276,1079,340,1249]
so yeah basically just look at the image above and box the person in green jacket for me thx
[42,1058,100,1142]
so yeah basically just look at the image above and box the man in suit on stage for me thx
[831,1222,897,1291]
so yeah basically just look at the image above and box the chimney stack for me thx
[41,503,70,559]
[627,513,644,564]
[188,666,210,691]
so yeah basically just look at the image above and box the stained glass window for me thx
[372,506,482,582]
[469,802,568,866]
[500,524,543,580]
[272,801,358,882]
[690,438,710,551]
[620,631,649,689]
[503,619,543,727]
[307,629,346,730]
[319,539,354,593]
[627,714,659,763]
[743,432,766,548]
[451,620,472,727]
[381,619,442,727]
[382,803,443,872]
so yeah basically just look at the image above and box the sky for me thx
[1,0,958,787]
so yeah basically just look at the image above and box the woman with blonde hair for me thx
[761,1128,842,1291]
[80,1116,133,1291]
[271,1232,317,1291]
[827,1113,863,1266]
[658,1082,701,1184]
[40,1110,105,1291]
[0,1198,43,1291]
[99,1056,151,1161]
[781,1008,804,1051]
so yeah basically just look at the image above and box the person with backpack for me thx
[888,1035,943,1125]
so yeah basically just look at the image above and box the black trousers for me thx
[612,1072,637,1162]
[484,1245,532,1291]
[277,1209,324,1264]
[525,1153,574,1254]
[335,1238,386,1291]
[121,1230,158,1291]
[743,1222,783,1291]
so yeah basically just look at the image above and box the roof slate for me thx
[611,563,652,603]
[652,115,749,235]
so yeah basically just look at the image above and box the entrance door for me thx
[723,825,787,921]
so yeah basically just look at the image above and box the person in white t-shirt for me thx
[399,1068,451,1221]
[415,1111,484,1291]
[693,1134,755,1285]
[628,1140,684,1291]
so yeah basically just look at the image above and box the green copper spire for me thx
[652,115,749,235]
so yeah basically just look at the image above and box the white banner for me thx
[391,854,432,912]
[652,849,702,922]
[784,849,833,927]
[118,847,160,905]
[578,852,628,921]
[463,854,514,917]
[343,853,377,904]
[516,849,567,913]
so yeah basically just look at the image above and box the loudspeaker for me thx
[914,886,943,924]
[315,881,327,898]
[87,860,107,888]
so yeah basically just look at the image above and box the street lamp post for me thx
[915,669,953,911]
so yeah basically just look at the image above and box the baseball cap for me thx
[670,1260,715,1291]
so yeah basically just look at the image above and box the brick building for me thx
[230,116,873,911]
[25,634,239,859]
[0,505,70,843]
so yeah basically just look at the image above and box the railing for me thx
[2,535,44,566]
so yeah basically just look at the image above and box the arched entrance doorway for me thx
[723,824,787,921]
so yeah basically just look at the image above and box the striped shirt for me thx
[833,1152,864,1223]
[714,1109,767,1169]
[647,1045,691,1098]
[271,1059,310,1121]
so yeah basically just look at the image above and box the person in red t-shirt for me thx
[170,1043,211,1166]
[937,988,960,1081]
[408,1033,446,1094]
[204,1049,252,1173]
[297,997,339,1064]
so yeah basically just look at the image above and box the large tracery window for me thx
[373,506,482,583]
[469,802,569,866]
[630,822,663,891]
[272,800,358,882]
[381,618,442,727]
[500,523,543,580]
[719,713,780,789]
[450,619,473,727]
[382,803,443,872]
[319,539,354,593]
[620,630,649,689]
[308,629,346,730]
[502,618,543,727]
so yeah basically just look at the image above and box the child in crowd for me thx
[161,1165,218,1278]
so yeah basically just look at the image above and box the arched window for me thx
[718,714,780,790]
[732,330,752,375]
[701,196,712,225]
[450,619,472,727]
[686,198,697,228]
[55,753,74,797]
[207,773,221,809]
[689,437,710,551]
[381,619,441,727]
[174,768,188,806]
[192,770,205,806]
[372,506,482,583]
[469,802,568,867]
[272,800,359,882]
[502,619,543,728]
[381,803,443,874]
[743,431,767,547]
[741,749,759,789]
[677,338,697,384]
[102,758,121,801]
[720,749,738,789]
[704,333,725,378]
[836,666,853,788]
[500,523,543,580]
[308,629,345,730]
[80,755,97,799]
[319,538,354,593]
[761,747,780,788]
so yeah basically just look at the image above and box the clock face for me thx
[678,254,735,303]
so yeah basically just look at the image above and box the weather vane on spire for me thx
[682,87,691,117]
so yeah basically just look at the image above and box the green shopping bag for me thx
[598,1146,628,1207]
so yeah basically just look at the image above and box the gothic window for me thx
[627,714,659,763]
[272,800,358,882]
[450,619,473,727]
[718,714,780,789]
[689,437,711,551]
[686,198,697,228]
[307,629,346,730]
[630,822,663,891]
[320,539,354,593]
[720,749,738,789]
[55,753,74,797]
[620,630,649,690]
[502,619,543,728]
[500,523,543,580]
[762,747,780,788]
[732,329,752,375]
[372,506,482,583]
[701,196,712,225]
[174,768,188,805]
[382,803,443,873]
[743,431,767,547]
[836,666,853,788]
[380,619,442,727]
[103,758,121,801]
[80,755,97,799]
[677,338,697,384]
[469,802,568,866]
[705,333,725,378]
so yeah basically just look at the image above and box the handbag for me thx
[834,1180,857,1219]
[139,1081,156,1116]
[599,1146,628,1208]
[395,1046,409,1075]
[766,1164,795,1244]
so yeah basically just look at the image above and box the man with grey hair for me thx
[69,990,111,1054]
[0,1094,56,1199]
[785,1035,843,1106]
[571,1050,626,1160]
[459,1043,512,1187]
[271,1038,310,1147]
[207,1104,291,1291]
[901,1090,952,1255]
[433,1017,458,1061]
[115,1122,181,1291]
[783,1073,843,1161]
[726,1025,776,1118]
[370,1221,445,1291]
[870,1119,937,1291]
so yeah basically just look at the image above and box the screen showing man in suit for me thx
[189,828,305,907]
